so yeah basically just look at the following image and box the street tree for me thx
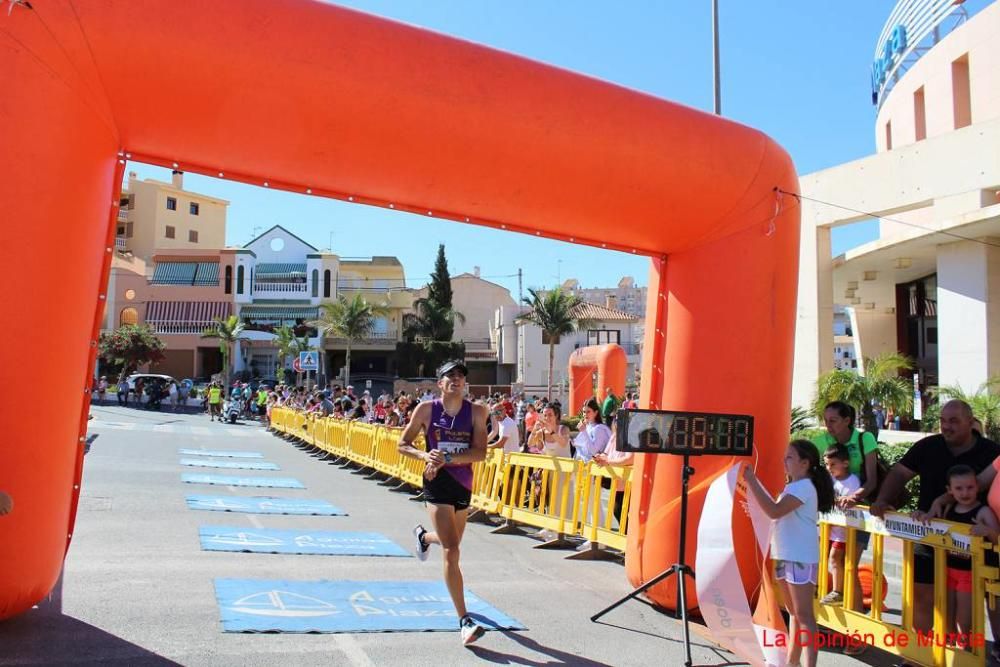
[518,287,588,402]
[813,352,914,438]
[98,324,166,378]
[309,294,389,389]
[923,378,1000,442]
[274,325,296,383]
[403,243,465,343]
[289,334,316,387]
[201,315,245,388]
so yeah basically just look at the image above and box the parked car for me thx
[126,373,177,393]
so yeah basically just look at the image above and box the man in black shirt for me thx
[870,400,1000,633]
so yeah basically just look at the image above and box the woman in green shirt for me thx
[812,401,879,620]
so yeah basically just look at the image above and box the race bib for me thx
[437,441,470,454]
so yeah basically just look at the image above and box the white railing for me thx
[147,321,215,335]
[253,282,308,296]
[331,331,398,344]
[117,209,128,223]
[115,237,127,250]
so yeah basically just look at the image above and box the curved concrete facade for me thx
[793,0,1000,412]
[875,2,1000,152]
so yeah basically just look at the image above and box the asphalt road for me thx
[0,405,888,666]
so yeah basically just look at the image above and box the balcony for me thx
[117,209,128,223]
[147,320,216,335]
[115,237,127,251]
[329,331,399,345]
[252,281,309,299]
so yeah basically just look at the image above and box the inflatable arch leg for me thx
[567,344,628,416]
[0,1,797,619]
[626,213,800,610]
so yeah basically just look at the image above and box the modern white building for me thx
[556,276,647,318]
[793,0,1000,417]
[833,306,858,371]
[516,301,640,401]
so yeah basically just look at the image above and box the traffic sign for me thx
[299,351,318,371]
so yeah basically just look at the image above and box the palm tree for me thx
[402,296,465,343]
[813,352,914,438]
[289,335,316,387]
[308,294,390,388]
[201,315,245,388]
[924,378,1000,441]
[517,287,588,402]
[274,325,296,383]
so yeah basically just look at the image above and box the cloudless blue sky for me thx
[128,1,898,297]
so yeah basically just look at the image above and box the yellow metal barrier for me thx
[327,419,349,457]
[470,449,507,514]
[267,409,635,553]
[817,508,997,667]
[577,462,632,553]
[347,422,375,468]
[498,453,581,537]
[394,432,427,489]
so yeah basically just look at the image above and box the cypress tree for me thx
[427,244,453,311]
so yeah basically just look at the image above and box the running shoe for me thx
[412,524,430,562]
[460,615,485,646]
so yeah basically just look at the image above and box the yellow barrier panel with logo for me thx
[577,462,632,553]
[816,508,996,667]
[498,453,581,536]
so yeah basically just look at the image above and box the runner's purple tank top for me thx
[426,399,474,490]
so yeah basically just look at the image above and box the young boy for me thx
[945,465,1000,640]
[820,444,861,606]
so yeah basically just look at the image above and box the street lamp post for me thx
[712,0,721,115]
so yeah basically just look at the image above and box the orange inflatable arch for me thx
[0,1,799,619]
[568,344,628,417]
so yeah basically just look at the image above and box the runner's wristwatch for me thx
[443,451,453,464]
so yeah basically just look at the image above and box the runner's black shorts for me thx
[423,469,472,510]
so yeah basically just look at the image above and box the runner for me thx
[397,360,489,646]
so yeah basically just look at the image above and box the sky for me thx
[127,1,901,298]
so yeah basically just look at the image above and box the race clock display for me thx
[617,409,754,456]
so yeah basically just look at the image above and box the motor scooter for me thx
[224,397,242,424]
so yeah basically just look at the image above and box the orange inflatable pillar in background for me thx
[567,344,627,416]
[0,1,797,619]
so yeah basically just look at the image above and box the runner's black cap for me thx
[436,360,468,378]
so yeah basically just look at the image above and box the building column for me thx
[792,211,833,408]
[937,239,1000,389]
[848,306,898,371]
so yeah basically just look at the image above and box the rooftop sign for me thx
[870,0,986,108]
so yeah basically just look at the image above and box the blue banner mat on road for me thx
[179,449,264,458]
[186,495,346,516]
[180,458,280,471]
[214,579,525,633]
[182,474,304,489]
[200,527,408,556]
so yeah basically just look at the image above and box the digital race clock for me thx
[616,409,754,456]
